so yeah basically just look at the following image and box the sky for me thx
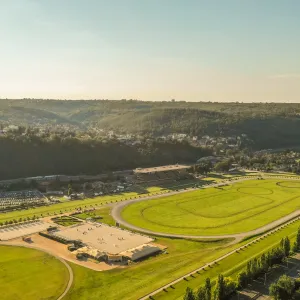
[0,0,299,102]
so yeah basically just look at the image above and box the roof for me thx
[75,246,104,259]
[120,244,161,261]
[53,223,154,255]
[134,164,189,174]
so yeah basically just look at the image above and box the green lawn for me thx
[63,219,300,300]
[0,246,69,300]
[154,219,300,300]
[64,237,236,300]
[0,188,171,224]
[74,206,115,226]
[122,179,300,236]
[52,216,82,226]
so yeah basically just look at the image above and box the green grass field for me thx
[61,219,300,300]
[52,216,82,226]
[122,179,300,236]
[154,219,300,300]
[0,246,69,300]
[0,187,171,224]
[74,206,115,226]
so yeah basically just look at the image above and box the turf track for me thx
[114,178,300,237]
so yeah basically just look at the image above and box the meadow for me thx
[74,206,116,226]
[0,246,69,300]
[0,188,169,224]
[121,179,300,236]
[0,180,198,224]
[59,219,300,300]
[154,218,300,300]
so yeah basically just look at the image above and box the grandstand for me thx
[0,190,48,211]
[133,164,191,184]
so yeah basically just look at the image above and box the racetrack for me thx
[113,177,300,239]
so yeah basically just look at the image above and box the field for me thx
[0,179,203,224]
[52,216,82,226]
[154,218,300,300]
[60,219,300,300]
[121,179,300,236]
[0,246,69,300]
[63,237,234,300]
[74,206,115,226]
[0,188,169,224]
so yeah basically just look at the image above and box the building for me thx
[50,223,165,263]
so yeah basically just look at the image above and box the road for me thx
[0,242,73,300]
[112,176,300,241]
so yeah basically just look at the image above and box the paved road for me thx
[112,176,300,241]
[0,242,73,300]
[139,216,300,300]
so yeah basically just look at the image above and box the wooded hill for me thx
[1,99,300,149]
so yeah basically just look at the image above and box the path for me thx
[112,176,300,241]
[0,241,73,300]
[139,216,300,300]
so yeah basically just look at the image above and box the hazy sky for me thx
[0,0,300,102]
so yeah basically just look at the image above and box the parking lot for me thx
[0,221,50,240]
[0,190,48,209]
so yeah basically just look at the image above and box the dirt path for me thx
[0,242,73,300]
[112,176,300,241]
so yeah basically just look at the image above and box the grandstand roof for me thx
[134,164,189,174]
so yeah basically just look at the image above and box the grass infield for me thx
[121,179,300,236]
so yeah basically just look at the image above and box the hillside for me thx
[1,99,300,149]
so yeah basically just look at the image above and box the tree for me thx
[196,286,206,300]
[237,271,248,288]
[223,278,236,298]
[283,237,290,257]
[68,184,73,196]
[205,278,211,300]
[214,274,225,300]
[260,253,269,273]
[214,160,231,172]
[294,227,300,252]
[184,287,196,300]
[269,275,295,300]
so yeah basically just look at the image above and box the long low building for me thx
[134,164,190,174]
[51,223,164,262]
[120,244,162,261]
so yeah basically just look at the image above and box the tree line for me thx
[0,135,211,180]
